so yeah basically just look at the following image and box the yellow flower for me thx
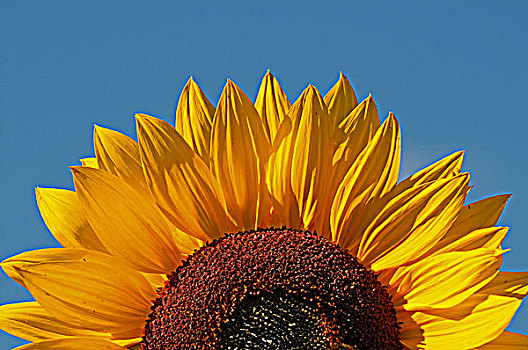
[1,72,527,349]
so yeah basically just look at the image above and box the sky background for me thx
[1,1,527,348]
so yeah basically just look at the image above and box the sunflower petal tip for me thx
[135,112,150,119]
[34,187,42,199]
[386,112,400,126]
[69,165,86,177]
[135,113,153,126]
[457,172,471,185]
[224,78,239,92]
[305,84,318,95]
[186,76,198,89]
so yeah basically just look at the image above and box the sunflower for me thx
[1,72,527,350]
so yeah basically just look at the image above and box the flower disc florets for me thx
[142,228,401,349]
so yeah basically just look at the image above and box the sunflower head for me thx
[0,72,527,350]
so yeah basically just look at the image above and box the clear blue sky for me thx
[1,1,527,348]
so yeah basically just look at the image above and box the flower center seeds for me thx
[142,228,401,349]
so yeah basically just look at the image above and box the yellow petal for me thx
[391,248,502,311]
[5,249,155,339]
[324,72,358,128]
[479,271,528,298]
[71,166,184,274]
[394,150,465,196]
[254,70,291,142]
[333,94,380,168]
[344,151,465,258]
[424,194,511,258]
[136,114,232,241]
[266,117,300,227]
[35,188,107,253]
[357,173,469,271]
[289,85,335,231]
[268,85,334,232]
[79,158,98,168]
[476,331,528,349]
[324,95,380,237]
[443,194,511,240]
[13,338,126,350]
[432,226,508,255]
[330,114,401,248]
[1,246,98,289]
[401,270,528,349]
[211,79,271,230]
[93,125,146,190]
[175,77,216,164]
[402,294,522,349]
[0,302,108,342]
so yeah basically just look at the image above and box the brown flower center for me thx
[142,228,401,349]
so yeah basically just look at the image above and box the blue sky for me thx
[1,1,527,347]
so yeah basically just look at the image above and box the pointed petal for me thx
[175,77,215,164]
[289,85,334,231]
[402,294,522,349]
[3,249,155,339]
[71,166,183,274]
[267,85,334,231]
[80,158,98,168]
[325,95,380,237]
[479,271,528,298]
[13,338,126,350]
[2,249,83,289]
[431,226,508,255]
[395,150,465,196]
[424,194,511,257]
[401,270,528,349]
[444,194,511,238]
[93,126,146,190]
[324,72,358,128]
[0,302,108,342]
[343,150,465,258]
[333,94,380,169]
[358,173,469,271]
[330,114,401,247]
[211,80,271,230]
[391,248,502,311]
[137,114,231,241]
[476,331,528,349]
[254,71,291,142]
[35,188,107,253]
